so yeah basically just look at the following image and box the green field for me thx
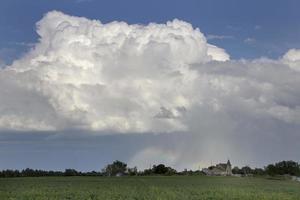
[0,176,299,200]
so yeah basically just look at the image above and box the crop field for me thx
[0,176,299,200]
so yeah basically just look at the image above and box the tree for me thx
[241,166,253,175]
[232,166,241,174]
[103,160,127,176]
[128,167,138,176]
[64,169,78,176]
[266,161,300,176]
[153,164,168,174]
[151,164,177,175]
[253,168,265,175]
[142,168,153,175]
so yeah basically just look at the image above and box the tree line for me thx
[232,160,300,176]
[0,168,102,178]
[0,160,299,178]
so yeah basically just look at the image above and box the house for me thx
[203,160,232,176]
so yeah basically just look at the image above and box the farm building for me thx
[203,160,232,176]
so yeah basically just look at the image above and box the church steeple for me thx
[226,160,232,175]
[227,159,231,166]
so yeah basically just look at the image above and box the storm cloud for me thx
[0,11,300,169]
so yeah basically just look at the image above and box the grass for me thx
[0,176,299,200]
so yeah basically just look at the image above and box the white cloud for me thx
[254,25,261,30]
[13,42,36,47]
[0,11,299,140]
[1,11,300,170]
[1,11,229,133]
[282,48,300,71]
[207,44,230,61]
[206,34,234,40]
[244,37,256,44]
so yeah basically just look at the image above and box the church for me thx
[202,160,232,176]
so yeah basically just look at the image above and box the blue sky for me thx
[0,0,300,64]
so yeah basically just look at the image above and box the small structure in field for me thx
[203,160,232,176]
[116,172,124,177]
[292,176,300,182]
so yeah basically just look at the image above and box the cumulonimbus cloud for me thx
[0,11,300,136]
[0,59,5,68]
[282,48,300,71]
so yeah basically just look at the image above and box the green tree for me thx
[103,160,127,176]
[241,166,253,175]
[64,169,78,176]
[232,166,241,174]
[152,164,177,175]
[128,167,138,176]
[266,160,300,176]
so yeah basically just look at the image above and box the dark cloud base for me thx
[0,127,299,171]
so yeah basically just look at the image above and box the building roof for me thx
[216,163,227,170]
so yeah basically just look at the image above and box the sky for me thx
[0,0,300,171]
[1,0,300,64]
